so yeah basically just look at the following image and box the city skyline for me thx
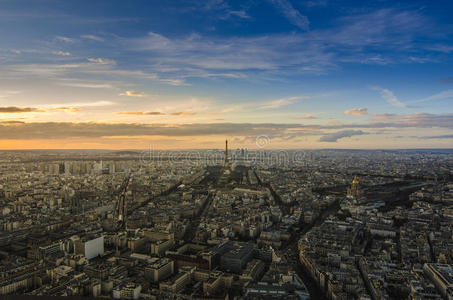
[1,0,453,149]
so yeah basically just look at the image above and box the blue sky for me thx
[0,0,452,149]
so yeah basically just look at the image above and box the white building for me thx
[75,235,104,260]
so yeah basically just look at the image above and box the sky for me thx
[0,0,453,149]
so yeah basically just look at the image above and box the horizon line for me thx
[1,147,452,151]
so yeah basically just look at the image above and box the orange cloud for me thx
[170,111,197,116]
[117,111,165,115]
[344,108,368,116]
[0,106,46,113]
[54,107,82,112]
[119,90,151,97]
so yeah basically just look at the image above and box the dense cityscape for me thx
[2,0,453,299]
[0,143,452,299]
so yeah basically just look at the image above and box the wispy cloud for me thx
[0,120,25,125]
[319,130,367,142]
[52,51,71,56]
[221,10,250,19]
[127,8,438,80]
[414,89,453,103]
[260,96,303,109]
[159,78,190,86]
[368,113,453,128]
[44,101,115,108]
[1,62,184,87]
[132,32,333,75]
[58,82,114,89]
[425,44,453,53]
[267,0,309,31]
[0,106,45,113]
[289,114,316,120]
[117,111,165,116]
[56,36,75,43]
[344,107,367,116]
[119,90,151,97]
[170,111,197,116]
[117,111,196,116]
[424,134,453,139]
[189,0,250,21]
[53,107,82,112]
[87,57,116,65]
[304,0,327,8]
[408,56,435,64]
[80,34,104,42]
[0,122,322,140]
[0,90,21,98]
[1,7,449,95]
[372,87,409,108]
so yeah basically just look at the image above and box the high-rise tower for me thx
[225,139,229,166]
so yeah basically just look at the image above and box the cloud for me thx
[119,90,151,97]
[371,88,453,107]
[117,111,196,116]
[159,79,190,86]
[1,7,446,97]
[3,7,433,92]
[424,134,453,139]
[3,62,184,87]
[132,32,334,75]
[0,122,322,139]
[45,101,115,108]
[170,112,197,116]
[408,56,435,64]
[1,106,86,114]
[0,114,451,141]
[415,89,453,103]
[196,0,229,11]
[260,96,302,109]
[0,106,45,113]
[52,51,71,56]
[128,8,435,80]
[53,107,82,112]
[0,90,21,99]
[319,130,367,142]
[58,82,114,89]
[0,120,25,125]
[372,87,408,108]
[189,0,250,20]
[425,44,453,53]
[87,57,116,65]
[267,0,309,31]
[304,0,327,7]
[344,108,367,116]
[368,113,453,128]
[56,36,75,43]
[117,111,165,116]
[289,114,316,120]
[220,10,250,19]
[80,35,104,41]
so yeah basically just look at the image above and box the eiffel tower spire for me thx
[225,139,229,165]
